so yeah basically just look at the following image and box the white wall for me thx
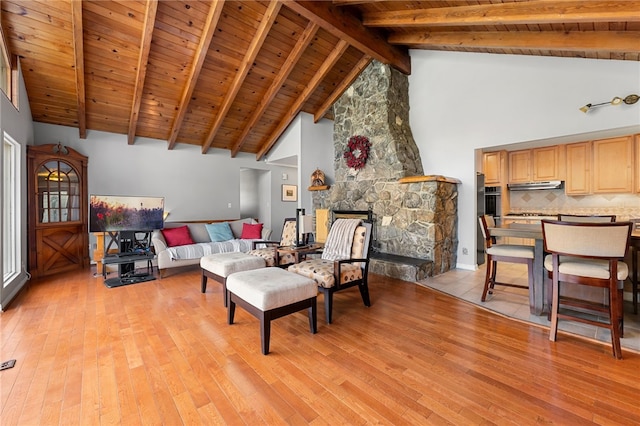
[240,168,260,219]
[408,50,640,270]
[266,112,334,219]
[0,61,34,309]
[300,113,333,212]
[263,114,301,230]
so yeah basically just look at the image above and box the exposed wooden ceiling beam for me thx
[202,1,282,154]
[127,0,158,146]
[257,40,349,161]
[333,0,386,5]
[230,21,319,158]
[286,1,411,74]
[390,30,640,53]
[363,1,640,27]
[313,54,372,123]
[71,0,86,139]
[167,0,224,150]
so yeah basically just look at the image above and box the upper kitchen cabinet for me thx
[565,136,634,195]
[508,146,561,184]
[508,150,531,183]
[592,136,634,193]
[483,150,507,185]
[532,145,562,181]
[565,142,591,195]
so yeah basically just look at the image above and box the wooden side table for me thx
[277,244,323,264]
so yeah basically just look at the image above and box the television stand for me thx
[104,272,156,288]
[102,254,156,288]
[102,252,155,279]
[99,230,156,283]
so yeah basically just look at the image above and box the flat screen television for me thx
[89,195,164,233]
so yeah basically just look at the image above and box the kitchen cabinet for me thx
[565,142,591,195]
[592,136,633,193]
[565,136,634,195]
[483,150,506,185]
[508,150,531,183]
[532,145,561,181]
[508,146,561,184]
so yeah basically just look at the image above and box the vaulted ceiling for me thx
[2,1,639,159]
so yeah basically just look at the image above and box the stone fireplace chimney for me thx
[311,60,459,280]
[333,61,423,182]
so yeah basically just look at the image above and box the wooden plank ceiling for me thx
[2,0,639,159]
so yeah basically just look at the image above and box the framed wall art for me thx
[282,184,297,202]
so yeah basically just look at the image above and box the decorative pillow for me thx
[228,218,256,238]
[241,223,263,239]
[205,222,234,242]
[161,225,194,247]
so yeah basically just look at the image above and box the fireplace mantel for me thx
[398,175,461,185]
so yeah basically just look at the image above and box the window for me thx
[3,133,21,283]
[37,160,80,223]
[0,39,9,97]
[1,23,18,107]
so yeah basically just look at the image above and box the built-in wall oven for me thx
[485,186,502,225]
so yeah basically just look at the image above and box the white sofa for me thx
[152,218,272,277]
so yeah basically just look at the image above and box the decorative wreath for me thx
[343,135,371,170]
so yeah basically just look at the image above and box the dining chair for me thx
[478,215,534,302]
[541,220,632,359]
[557,214,616,222]
[631,219,640,315]
[546,214,616,320]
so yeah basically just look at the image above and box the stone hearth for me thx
[311,61,459,281]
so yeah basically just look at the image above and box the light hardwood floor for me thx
[2,266,640,425]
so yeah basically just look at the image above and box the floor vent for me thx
[0,359,16,371]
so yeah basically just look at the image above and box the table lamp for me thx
[295,208,313,247]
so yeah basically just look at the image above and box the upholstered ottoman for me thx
[200,252,266,306]
[226,267,317,355]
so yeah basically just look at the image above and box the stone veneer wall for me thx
[311,61,459,276]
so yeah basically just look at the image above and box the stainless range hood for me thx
[507,181,564,191]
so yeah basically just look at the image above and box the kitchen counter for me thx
[503,214,558,221]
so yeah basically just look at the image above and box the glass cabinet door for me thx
[37,160,80,224]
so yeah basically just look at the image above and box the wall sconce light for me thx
[580,93,639,113]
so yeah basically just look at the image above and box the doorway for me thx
[240,168,271,230]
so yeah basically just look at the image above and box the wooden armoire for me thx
[27,144,89,279]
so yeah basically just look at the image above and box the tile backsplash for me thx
[509,189,640,220]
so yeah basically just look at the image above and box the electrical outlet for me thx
[227,203,232,208]
[0,359,16,371]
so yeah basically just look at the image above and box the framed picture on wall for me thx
[282,184,297,202]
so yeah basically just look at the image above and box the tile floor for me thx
[418,263,640,354]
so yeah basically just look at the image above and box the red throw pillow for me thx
[241,223,263,239]
[161,225,194,247]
